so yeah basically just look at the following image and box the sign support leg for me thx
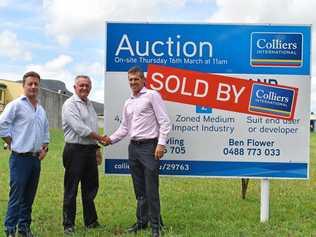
[260,178,269,222]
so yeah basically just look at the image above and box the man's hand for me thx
[89,132,111,146]
[4,142,10,150]
[96,148,102,165]
[154,144,165,160]
[99,135,112,146]
[2,137,12,150]
[39,144,48,160]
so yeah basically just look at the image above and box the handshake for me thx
[96,135,111,146]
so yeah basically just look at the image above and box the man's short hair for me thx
[74,75,91,83]
[128,66,145,79]
[22,71,41,85]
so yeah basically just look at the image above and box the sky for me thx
[0,0,315,111]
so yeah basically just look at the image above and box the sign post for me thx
[260,179,270,222]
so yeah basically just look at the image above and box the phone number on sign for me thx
[223,147,280,156]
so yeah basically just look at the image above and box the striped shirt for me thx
[62,94,98,145]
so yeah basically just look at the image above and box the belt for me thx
[65,143,99,150]
[130,138,158,145]
[12,151,40,157]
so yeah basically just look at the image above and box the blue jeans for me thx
[4,153,41,234]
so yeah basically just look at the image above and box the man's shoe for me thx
[17,230,34,237]
[64,226,75,235]
[5,231,15,237]
[86,221,100,229]
[127,223,148,233]
[152,228,160,237]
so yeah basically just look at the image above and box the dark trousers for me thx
[128,140,161,230]
[62,143,99,228]
[4,153,41,234]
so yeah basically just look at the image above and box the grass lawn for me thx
[0,129,316,237]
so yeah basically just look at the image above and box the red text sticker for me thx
[146,64,298,120]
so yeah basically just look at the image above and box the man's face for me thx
[74,77,91,101]
[23,76,40,99]
[128,72,145,95]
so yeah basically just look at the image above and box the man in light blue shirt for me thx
[0,71,49,237]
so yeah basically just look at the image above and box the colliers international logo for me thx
[250,32,303,67]
[249,83,296,119]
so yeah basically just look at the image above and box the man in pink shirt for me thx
[106,66,170,237]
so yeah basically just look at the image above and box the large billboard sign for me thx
[105,23,311,179]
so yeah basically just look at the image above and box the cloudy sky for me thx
[0,0,315,110]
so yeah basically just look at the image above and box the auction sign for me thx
[105,23,311,179]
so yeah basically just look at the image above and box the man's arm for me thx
[43,112,50,144]
[89,131,107,144]
[151,91,171,146]
[62,103,94,138]
[108,102,130,144]
[151,91,171,160]
[62,101,105,144]
[0,101,16,150]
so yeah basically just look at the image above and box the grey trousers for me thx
[128,139,161,230]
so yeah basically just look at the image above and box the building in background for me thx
[0,82,7,112]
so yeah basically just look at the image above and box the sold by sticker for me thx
[146,64,298,120]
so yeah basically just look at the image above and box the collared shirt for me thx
[110,87,171,146]
[62,93,98,145]
[0,96,49,153]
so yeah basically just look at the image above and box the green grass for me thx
[1,130,316,236]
